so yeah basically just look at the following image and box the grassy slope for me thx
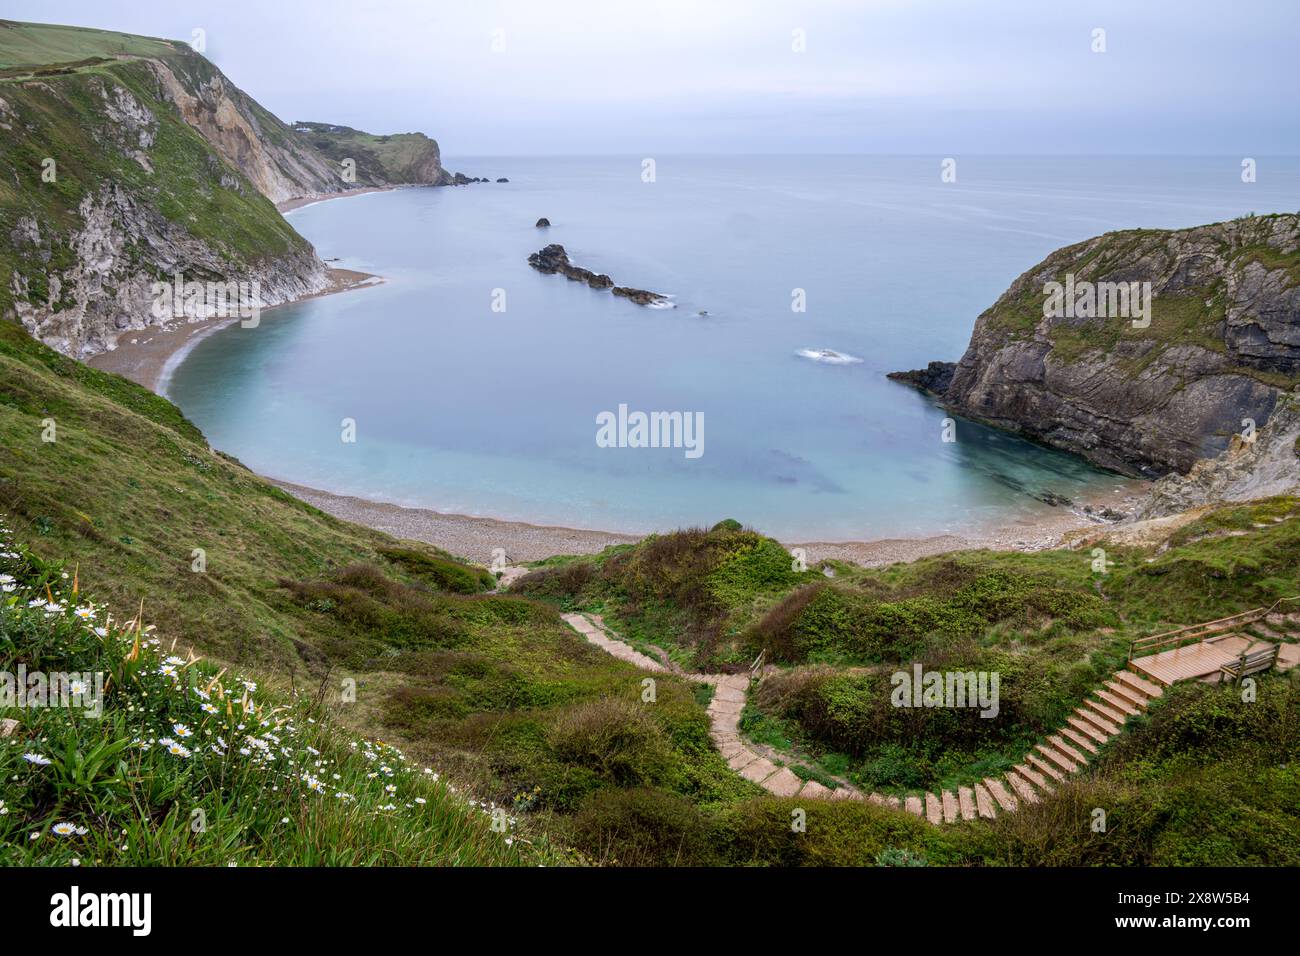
[0,19,181,69]
[0,541,532,866]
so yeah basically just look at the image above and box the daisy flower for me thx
[23,753,51,766]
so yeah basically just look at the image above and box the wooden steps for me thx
[983,777,1017,812]
[1067,714,1112,744]
[1058,726,1098,755]
[1005,771,1039,804]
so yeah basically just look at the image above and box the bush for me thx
[570,787,715,866]
[547,698,674,788]
[378,545,494,593]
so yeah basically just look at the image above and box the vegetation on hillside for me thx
[1,308,1296,864]
[516,500,1300,795]
[0,531,539,866]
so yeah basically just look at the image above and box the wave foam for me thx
[796,347,863,365]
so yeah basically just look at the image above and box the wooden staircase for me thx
[563,604,1300,825]
[906,668,1164,824]
[899,605,1300,825]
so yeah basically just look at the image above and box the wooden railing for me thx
[1128,596,1300,661]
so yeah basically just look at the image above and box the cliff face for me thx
[0,20,453,359]
[898,214,1300,478]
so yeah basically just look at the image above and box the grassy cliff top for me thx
[0,19,187,72]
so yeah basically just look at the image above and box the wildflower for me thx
[74,606,94,620]
[23,753,51,766]
[414,797,426,805]
[172,723,193,738]
[164,656,185,667]
[201,703,218,715]
[165,741,192,758]
[52,823,80,837]
[158,664,178,678]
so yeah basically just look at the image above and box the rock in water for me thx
[527,245,671,307]
[611,286,669,307]
[887,361,957,395]
[535,217,551,228]
[497,177,509,183]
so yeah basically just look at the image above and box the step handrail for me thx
[1128,596,1300,661]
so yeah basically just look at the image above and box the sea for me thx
[163,155,1300,540]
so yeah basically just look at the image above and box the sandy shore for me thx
[276,186,392,213]
[277,477,1149,569]
[86,268,381,393]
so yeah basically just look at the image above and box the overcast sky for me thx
[9,0,1299,156]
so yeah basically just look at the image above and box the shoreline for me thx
[277,476,1149,568]
[89,183,1153,570]
[86,267,382,393]
[276,185,394,213]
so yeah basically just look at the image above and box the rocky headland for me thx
[891,214,1300,495]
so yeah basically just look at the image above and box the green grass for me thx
[0,19,185,70]
[0,541,544,866]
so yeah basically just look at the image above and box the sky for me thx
[8,0,1300,156]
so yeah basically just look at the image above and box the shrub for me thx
[547,698,674,788]
[378,545,494,593]
[570,787,715,866]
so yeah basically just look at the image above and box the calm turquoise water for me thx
[165,156,1300,539]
